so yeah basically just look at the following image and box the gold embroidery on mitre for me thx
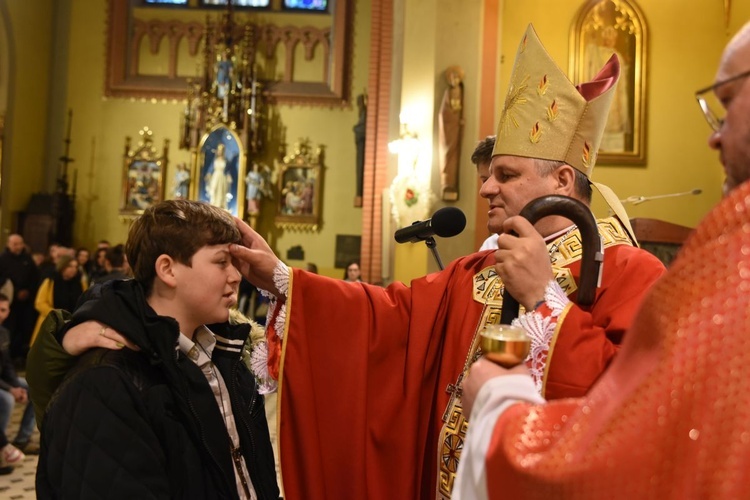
[582,141,591,170]
[537,74,549,96]
[546,99,559,122]
[500,75,530,135]
[530,122,542,144]
[491,24,620,177]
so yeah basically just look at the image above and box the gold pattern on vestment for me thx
[435,217,632,499]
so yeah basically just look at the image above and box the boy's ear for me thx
[553,165,577,197]
[154,254,178,288]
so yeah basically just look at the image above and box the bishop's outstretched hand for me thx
[230,217,284,297]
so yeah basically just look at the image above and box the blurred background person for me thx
[0,235,39,368]
[91,244,130,286]
[343,261,362,282]
[0,293,36,459]
[75,248,92,287]
[30,255,87,346]
[88,247,108,284]
[37,244,60,281]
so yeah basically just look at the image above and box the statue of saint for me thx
[352,93,367,207]
[438,66,464,201]
[245,162,273,215]
[173,163,190,200]
[206,143,232,210]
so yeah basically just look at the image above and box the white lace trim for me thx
[272,261,290,297]
[544,279,569,315]
[258,261,290,340]
[273,302,286,340]
[510,280,570,394]
[246,341,277,394]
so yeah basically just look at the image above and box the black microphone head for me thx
[431,207,466,238]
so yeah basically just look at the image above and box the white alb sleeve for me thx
[453,375,545,500]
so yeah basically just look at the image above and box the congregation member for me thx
[0,234,39,366]
[34,200,279,499]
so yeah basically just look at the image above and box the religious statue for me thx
[245,161,273,216]
[215,49,233,100]
[173,163,190,199]
[352,92,367,207]
[205,143,232,209]
[438,66,464,201]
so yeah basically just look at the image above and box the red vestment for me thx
[266,219,664,499]
[480,182,750,499]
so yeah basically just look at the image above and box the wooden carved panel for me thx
[106,0,352,106]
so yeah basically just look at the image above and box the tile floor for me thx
[0,397,39,499]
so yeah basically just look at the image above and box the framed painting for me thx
[569,0,648,164]
[120,127,169,219]
[275,139,324,231]
[193,126,246,219]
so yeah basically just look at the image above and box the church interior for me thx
[0,0,747,496]
[0,0,744,285]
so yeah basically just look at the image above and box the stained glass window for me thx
[283,0,328,12]
[143,0,187,4]
[200,0,271,6]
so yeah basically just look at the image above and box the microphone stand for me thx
[424,236,445,270]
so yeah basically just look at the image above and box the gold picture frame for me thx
[275,139,324,232]
[570,0,648,164]
[192,125,246,220]
[120,127,169,219]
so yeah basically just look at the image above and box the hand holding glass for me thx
[479,324,530,368]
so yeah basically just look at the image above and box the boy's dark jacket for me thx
[35,279,279,499]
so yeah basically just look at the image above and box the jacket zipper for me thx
[179,361,238,499]
[230,358,263,499]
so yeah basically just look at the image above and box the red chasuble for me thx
[265,218,665,499]
[480,181,750,499]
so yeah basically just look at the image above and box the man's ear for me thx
[154,254,177,288]
[553,165,577,197]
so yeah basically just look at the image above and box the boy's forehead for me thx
[198,243,233,253]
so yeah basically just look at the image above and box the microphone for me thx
[620,188,702,206]
[394,207,466,244]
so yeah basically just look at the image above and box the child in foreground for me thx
[35,200,278,499]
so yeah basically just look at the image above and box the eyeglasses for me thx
[695,69,750,132]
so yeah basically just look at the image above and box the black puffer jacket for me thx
[36,280,279,499]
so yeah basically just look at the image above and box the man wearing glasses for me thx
[455,22,750,499]
[697,43,750,197]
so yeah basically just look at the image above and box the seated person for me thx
[0,293,35,467]
[31,200,279,499]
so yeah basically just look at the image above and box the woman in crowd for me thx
[343,261,362,282]
[30,255,87,345]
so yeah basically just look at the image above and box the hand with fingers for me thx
[230,217,285,297]
[495,216,554,310]
[62,321,140,356]
[9,386,27,403]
